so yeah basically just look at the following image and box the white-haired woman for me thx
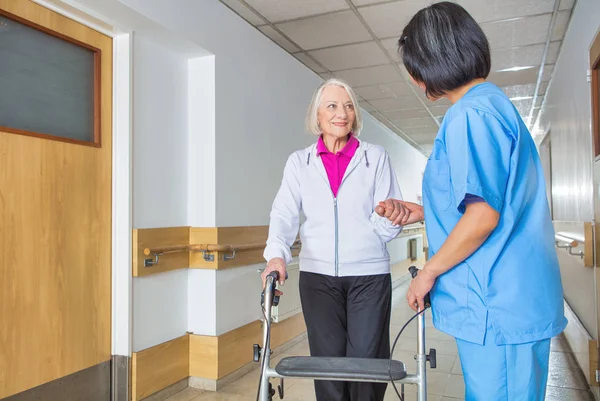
[262,79,423,401]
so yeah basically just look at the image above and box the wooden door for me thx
[0,1,112,399]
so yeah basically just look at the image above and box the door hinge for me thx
[595,369,600,383]
[587,69,593,84]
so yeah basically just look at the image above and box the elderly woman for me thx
[377,3,567,400]
[262,78,421,401]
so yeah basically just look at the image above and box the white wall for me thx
[131,33,194,350]
[111,0,428,349]
[132,33,189,229]
[534,0,599,223]
[188,56,217,228]
[360,112,428,203]
[117,0,427,228]
[133,269,188,352]
[533,0,600,392]
[188,269,217,336]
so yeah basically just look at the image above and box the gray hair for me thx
[305,78,363,136]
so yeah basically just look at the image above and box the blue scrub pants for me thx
[456,331,551,401]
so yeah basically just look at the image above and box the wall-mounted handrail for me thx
[555,232,584,259]
[143,239,301,267]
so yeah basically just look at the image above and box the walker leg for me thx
[417,307,427,401]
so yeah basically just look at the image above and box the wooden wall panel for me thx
[131,335,190,401]
[189,314,306,380]
[217,320,263,378]
[136,226,301,275]
[189,335,219,380]
[133,227,190,277]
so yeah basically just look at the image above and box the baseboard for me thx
[563,299,594,386]
[189,332,308,392]
[189,314,306,385]
[140,379,188,401]
[131,335,190,401]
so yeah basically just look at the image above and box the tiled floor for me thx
[166,278,595,401]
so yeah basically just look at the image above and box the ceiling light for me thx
[497,66,537,72]
[510,96,534,101]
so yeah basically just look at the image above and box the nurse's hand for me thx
[406,268,436,312]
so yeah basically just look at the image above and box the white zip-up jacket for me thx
[263,139,404,277]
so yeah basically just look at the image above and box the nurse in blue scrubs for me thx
[376,2,567,400]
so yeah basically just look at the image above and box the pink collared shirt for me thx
[317,134,359,198]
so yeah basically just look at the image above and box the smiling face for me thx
[317,85,356,140]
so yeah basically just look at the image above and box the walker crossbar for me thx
[255,266,433,401]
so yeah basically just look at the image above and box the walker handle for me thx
[409,266,431,308]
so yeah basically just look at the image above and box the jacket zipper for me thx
[334,197,339,277]
[311,143,367,278]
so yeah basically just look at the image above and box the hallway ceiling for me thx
[219,0,575,155]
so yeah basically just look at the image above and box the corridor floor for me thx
[165,278,595,401]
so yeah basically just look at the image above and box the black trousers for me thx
[299,271,392,401]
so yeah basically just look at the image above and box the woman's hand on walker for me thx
[262,257,286,296]
[406,268,436,312]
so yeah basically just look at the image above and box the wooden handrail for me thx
[143,245,189,256]
[555,233,579,248]
[144,239,301,256]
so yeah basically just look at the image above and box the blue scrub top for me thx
[423,82,567,346]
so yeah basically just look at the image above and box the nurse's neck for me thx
[445,78,486,104]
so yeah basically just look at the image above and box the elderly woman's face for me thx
[317,85,355,138]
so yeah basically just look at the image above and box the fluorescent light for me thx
[510,96,534,101]
[497,66,537,72]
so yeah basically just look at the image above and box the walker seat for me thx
[275,356,407,381]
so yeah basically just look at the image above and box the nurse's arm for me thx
[423,201,499,279]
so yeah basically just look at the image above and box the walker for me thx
[254,266,435,401]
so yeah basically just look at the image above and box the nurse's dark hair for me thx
[398,2,491,99]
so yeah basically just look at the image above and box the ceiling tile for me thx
[407,126,440,136]
[275,10,372,50]
[501,82,549,99]
[334,64,401,87]
[487,64,554,87]
[258,25,300,53]
[491,41,561,72]
[410,132,439,144]
[458,0,554,23]
[369,96,425,112]
[358,101,375,112]
[483,11,571,49]
[394,117,438,129]
[244,0,349,23]
[482,14,551,49]
[220,0,265,25]
[356,81,413,100]
[355,84,396,101]
[559,0,575,10]
[358,0,430,39]
[293,52,327,73]
[383,108,431,120]
[551,10,571,41]
[380,37,402,62]
[420,143,434,153]
[309,41,390,71]
[429,104,451,117]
